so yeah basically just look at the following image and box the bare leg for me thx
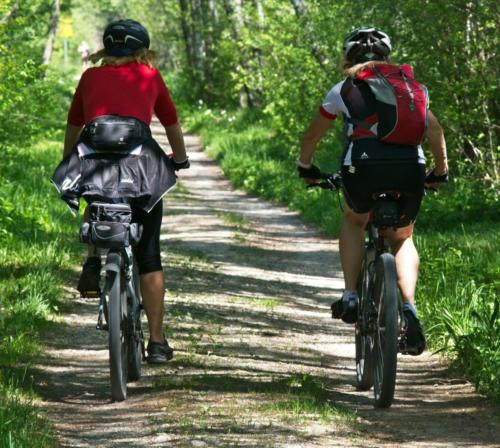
[383,224,419,304]
[140,270,165,342]
[339,205,370,291]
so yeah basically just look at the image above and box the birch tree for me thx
[42,0,60,65]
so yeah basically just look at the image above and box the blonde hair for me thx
[342,59,390,78]
[89,47,157,68]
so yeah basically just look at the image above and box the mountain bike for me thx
[80,202,145,402]
[311,173,406,408]
[354,192,406,408]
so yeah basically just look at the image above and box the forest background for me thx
[0,0,498,446]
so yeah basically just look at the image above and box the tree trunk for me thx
[208,0,219,25]
[202,0,219,100]
[0,3,19,25]
[190,0,205,81]
[179,0,194,68]
[290,0,307,16]
[42,0,60,65]
[253,0,265,27]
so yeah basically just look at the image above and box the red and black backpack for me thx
[343,63,429,146]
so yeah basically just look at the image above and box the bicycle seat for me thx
[371,192,401,228]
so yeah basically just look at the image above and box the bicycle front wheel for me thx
[106,256,128,401]
[372,253,399,408]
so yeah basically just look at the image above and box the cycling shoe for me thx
[400,309,426,355]
[146,340,174,364]
[331,296,358,324]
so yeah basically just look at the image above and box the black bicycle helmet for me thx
[343,27,392,63]
[103,19,150,57]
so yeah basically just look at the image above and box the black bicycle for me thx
[354,192,406,408]
[311,173,406,408]
[80,201,145,401]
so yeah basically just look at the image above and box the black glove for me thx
[171,157,190,171]
[425,168,449,184]
[297,163,322,179]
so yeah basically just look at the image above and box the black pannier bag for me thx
[80,202,143,249]
[80,115,152,152]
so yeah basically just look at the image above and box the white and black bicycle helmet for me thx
[103,19,150,57]
[343,27,392,63]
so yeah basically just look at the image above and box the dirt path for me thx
[37,126,500,447]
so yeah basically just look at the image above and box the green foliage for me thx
[0,138,81,446]
[0,1,66,143]
[0,374,56,448]
[0,3,82,444]
[415,220,499,399]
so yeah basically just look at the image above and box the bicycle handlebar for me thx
[305,170,444,193]
[306,172,343,191]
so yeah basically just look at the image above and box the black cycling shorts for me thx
[341,162,426,227]
[132,200,163,274]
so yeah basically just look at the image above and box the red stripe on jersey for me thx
[319,106,337,120]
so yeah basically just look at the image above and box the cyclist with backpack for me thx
[297,28,448,355]
[60,20,189,364]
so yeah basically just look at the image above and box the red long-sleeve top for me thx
[67,62,178,128]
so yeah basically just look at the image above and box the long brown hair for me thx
[88,47,157,68]
[342,59,391,78]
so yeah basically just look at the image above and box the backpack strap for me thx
[346,113,378,140]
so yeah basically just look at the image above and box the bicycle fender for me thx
[103,252,121,273]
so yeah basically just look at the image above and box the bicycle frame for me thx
[359,222,406,336]
[97,246,142,339]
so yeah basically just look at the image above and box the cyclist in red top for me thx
[63,20,189,363]
[298,28,449,355]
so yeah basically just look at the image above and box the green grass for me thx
[0,373,57,448]
[415,222,499,398]
[261,374,357,425]
[154,372,356,425]
[216,211,250,231]
[0,138,81,447]
[184,104,500,401]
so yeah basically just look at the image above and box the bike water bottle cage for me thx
[80,202,143,249]
[371,193,400,228]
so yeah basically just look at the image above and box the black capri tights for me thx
[132,200,163,274]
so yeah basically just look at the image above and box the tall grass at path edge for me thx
[0,135,81,446]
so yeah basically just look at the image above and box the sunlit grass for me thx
[0,138,81,446]
[0,375,56,448]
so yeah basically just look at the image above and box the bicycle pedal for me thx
[331,300,343,319]
[96,323,109,331]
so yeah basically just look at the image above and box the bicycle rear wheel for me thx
[355,258,374,390]
[372,253,399,408]
[106,255,128,401]
[127,262,143,382]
